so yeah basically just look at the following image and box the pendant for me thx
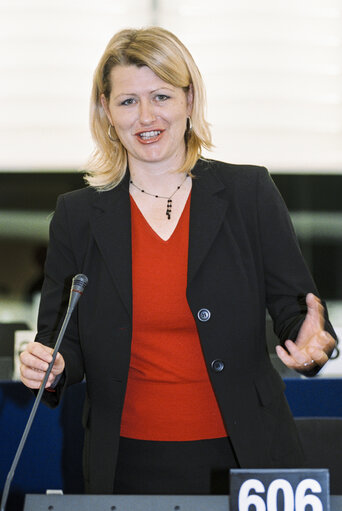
[166,199,172,220]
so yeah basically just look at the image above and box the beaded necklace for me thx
[129,175,188,220]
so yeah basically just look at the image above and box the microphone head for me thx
[72,274,88,293]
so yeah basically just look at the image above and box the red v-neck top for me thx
[120,194,227,441]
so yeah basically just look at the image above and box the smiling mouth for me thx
[136,130,164,142]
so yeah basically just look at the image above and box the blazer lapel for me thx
[188,161,228,284]
[89,174,132,318]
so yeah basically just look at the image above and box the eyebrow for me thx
[113,86,175,101]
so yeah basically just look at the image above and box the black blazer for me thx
[37,159,335,493]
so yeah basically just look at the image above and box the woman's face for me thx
[101,65,193,171]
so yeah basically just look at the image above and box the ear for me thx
[186,84,194,116]
[100,94,113,124]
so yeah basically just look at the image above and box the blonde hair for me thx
[84,26,212,190]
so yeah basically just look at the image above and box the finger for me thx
[284,339,309,366]
[26,342,54,363]
[320,331,337,355]
[304,331,336,359]
[305,293,325,330]
[20,352,49,372]
[306,331,335,364]
[31,343,65,374]
[20,366,55,389]
[306,347,328,367]
[51,352,65,374]
[275,344,299,369]
[20,377,41,389]
[20,351,50,373]
[276,341,317,371]
[21,377,56,389]
[283,336,331,369]
[276,344,315,371]
[20,365,45,382]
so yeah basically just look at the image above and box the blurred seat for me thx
[295,417,342,495]
[0,322,28,379]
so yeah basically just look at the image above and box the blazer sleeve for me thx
[256,168,336,349]
[35,195,85,407]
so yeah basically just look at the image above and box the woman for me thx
[20,27,336,495]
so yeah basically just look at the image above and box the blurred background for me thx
[0,0,341,377]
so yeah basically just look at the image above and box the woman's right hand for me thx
[20,341,65,389]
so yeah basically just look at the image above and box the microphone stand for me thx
[0,274,88,511]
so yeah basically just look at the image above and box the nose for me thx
[139,99,156,125]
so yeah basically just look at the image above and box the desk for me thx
[23,494,342,511]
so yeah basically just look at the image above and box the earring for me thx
[187,116,193,132]
[108,124,118,142]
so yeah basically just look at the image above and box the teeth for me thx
[139,130,161,139]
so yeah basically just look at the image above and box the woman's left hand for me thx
[275,293,336,373]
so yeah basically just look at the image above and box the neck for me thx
[129,162,188,197]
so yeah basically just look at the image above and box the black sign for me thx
[230,468,330,511]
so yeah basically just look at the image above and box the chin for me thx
[138,150,166,163]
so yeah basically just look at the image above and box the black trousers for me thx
[113,436,239,495]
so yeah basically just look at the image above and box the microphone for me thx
[0,274,88,511]
[68,273,89,313]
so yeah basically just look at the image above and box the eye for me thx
[155,94,170,102]
[120,98,136,106]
